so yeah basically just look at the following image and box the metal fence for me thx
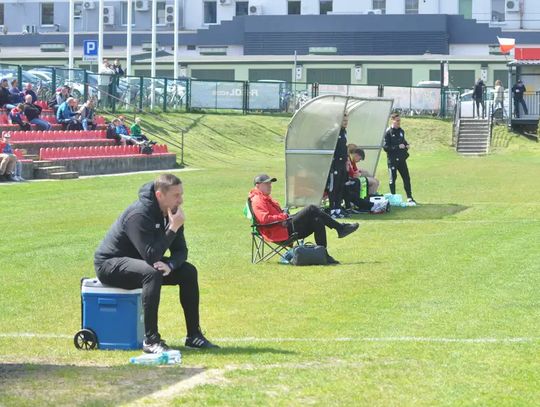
[1,64,463,117]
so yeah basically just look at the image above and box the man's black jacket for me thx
[383,126,410,165]
[94,182,187,269]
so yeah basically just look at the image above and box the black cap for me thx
[254,174,277,185]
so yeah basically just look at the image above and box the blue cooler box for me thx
[81,278,144,350]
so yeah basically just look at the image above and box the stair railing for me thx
[452,94,462,148]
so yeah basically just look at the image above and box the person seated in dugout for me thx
[347,145,380,196]
[249,174,359,264]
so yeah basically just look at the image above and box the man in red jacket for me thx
[249,174,359,264]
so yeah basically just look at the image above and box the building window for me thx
[156,1,167,25]
[491,0,505,22]
[372,0,386,14]
[404,0,418,14]
[236,1,249,16]
[320,1,332,14]
[121,2,136,25]
[0,4,4,26]
[288,1,301,15]
[204,1,217,24]
[41,2,54,26]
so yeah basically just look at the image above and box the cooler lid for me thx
[82,278,142,294]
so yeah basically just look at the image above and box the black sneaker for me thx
[326,254,340,265]
[185,333,220,349]
[143,339,170,354]
[337,223,359,238]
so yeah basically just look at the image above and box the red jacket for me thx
[248,188,289,242]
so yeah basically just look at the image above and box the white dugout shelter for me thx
[285,95,394,208]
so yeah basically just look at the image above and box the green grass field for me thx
[1,114,539,406]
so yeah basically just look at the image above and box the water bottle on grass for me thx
[129,350,182,365]
[130,353,169,365]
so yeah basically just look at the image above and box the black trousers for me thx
[95,258,200,342]
[513,98,528,117]
[328,166,347,210]
[474,99,485,118]
[388,160,412,199]
[288,204,342,247]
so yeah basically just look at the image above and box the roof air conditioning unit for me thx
[219,0,232,5]
[103,6,115,25]
[135,0,150,12]
[249,5,262,15]
[505,0,519,12]
[366,9,382,15]
[22,24,37,34]
[165,5,175,24]
[83,1,95,10]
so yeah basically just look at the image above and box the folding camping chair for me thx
[245,198,301,264]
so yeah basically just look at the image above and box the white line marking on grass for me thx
[214,336,536,344]
[0,333,72,339]
[1,333,537,344]
[122,368,227,407]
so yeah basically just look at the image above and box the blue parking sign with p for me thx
[84,40,98,56]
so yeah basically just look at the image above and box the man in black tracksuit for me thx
[327,113,349,218]
[94,173,218,353]
[384,113,416,205]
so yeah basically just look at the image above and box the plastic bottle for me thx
[164,350,182,365]
[130,353,169,365]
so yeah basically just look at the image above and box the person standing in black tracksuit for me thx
[328,113,349,218]
[384,113,416,206]
[94,173,218,353]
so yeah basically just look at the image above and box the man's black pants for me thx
[388,160,412,199]
[514,98,528,117]
[288,204,342,247]
[95,258,200,342]
[328,167,347,210]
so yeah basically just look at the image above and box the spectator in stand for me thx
[130,117,150,143]
[57,97,82,130]
[106,118,124,145]
[8,104,31,131]
[78,99,96,131]
[0,79,16,110]
[0,133,22,182]
[49,85,71,113]
[8,79,24,105]
[116,116,134,144]
[23,94,51,131]
[24,83,38,104]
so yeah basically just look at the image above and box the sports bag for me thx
[290,243,328,266]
